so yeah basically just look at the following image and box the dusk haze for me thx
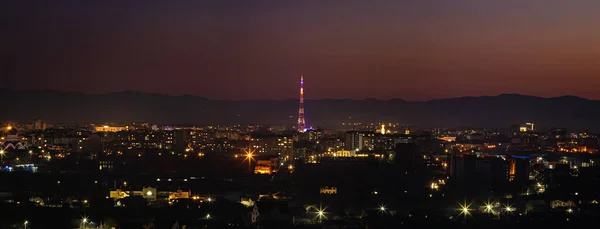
[3,0,600,100]
[1,1,600,229]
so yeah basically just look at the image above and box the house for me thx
[551,200,575,209]
[252,201,291,228]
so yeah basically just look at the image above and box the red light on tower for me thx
[297,75,306,132]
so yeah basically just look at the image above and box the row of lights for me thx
[459,201,574,218]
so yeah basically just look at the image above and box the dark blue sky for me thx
[2,0,600,100]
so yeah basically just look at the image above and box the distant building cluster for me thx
[2,116,600,228]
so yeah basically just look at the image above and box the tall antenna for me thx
[297,75,306,132]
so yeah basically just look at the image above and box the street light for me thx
[378,204,387,214]
[504,204,514,213]
[243,146,255,173]
[81,217,88,229]
[312,204,328,223]
[24,220,28,229]
[485,204,493,213]
[483,200,494,213]
[317,210,324,219]
[458,201,472,219]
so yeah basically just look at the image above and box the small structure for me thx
[240,196,255,207]
[252,200,291,227]
[109,189,130,200]
[254,158,277,174]
[551,200,575,209]
[320,186,337,195]
[168,190,190,200]
[109,188,190,203]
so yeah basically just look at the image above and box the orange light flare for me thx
[243,146,256,172]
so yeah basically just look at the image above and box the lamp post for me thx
[24,220,28,229]
[313,204,327,223]
[243,146,255,173]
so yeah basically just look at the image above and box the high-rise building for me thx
[297,75,306,132]
[514,122,535,133]
[251,133,293,156]
[174,130,188,153]
[525,122,535,132]
[345,131,375,151]
[34,118,47,130]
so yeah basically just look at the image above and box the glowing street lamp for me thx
[483,200,494,213]
[318,210,324,217]
[310,204,328,223]
[316,210,325,222]
[243,146,256,173]
[485,204,493,213]
[378,204,387,214]
[458,201,472,219]
[504,204,514,213]
[24,220,28,229]
[81,217,88,229]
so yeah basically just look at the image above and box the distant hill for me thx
[1,89,598,131]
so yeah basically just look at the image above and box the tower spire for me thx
[297,75,306,132]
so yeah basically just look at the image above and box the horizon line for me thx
[0,88,594,102]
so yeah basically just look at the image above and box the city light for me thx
[485,204,493,213]
[243,146,256,172]
[504,204,514,212]
[81,217,88,229]
[309,204,328,222]
[458,201,472,218]
[379,204,387,213]
[430,182,439,191]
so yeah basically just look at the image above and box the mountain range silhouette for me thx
[1,89,597,131]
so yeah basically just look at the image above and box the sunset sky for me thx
[2,0,600,100]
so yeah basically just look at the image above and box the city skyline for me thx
[3,1,600,228]
[3,0,600,100]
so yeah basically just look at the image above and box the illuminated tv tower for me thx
[297,75,306,132]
